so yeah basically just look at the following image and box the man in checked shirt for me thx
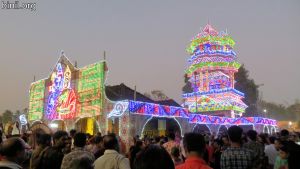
[220,126,255,169]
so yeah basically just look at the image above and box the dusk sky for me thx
[0,0,299,113]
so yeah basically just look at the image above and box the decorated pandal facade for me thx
[28,24,277,150]
[28,55,108,135]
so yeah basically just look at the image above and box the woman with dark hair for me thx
[134,145,174,169]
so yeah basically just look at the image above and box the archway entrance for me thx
[193,124,211,135]
[263,125,270,134]
[75,117,100,135]
[142,117,181,138]
[107,118,119,135]
[49,120,67,132]
[271,126,276,134]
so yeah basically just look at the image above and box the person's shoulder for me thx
[84,150,95,160]
[45,147,64,157]
[221,148,231,155]
[62,151,74,159]
[116,153,127,161]
[94,155,104,165]
[175,163,212,169]
[175,163,185,169]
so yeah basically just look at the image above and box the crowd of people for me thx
[0,126,299,169]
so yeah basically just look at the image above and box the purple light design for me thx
[128,100,277,126]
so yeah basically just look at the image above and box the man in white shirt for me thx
[264,136,278,168]
[94,134,130,169]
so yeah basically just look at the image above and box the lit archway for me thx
[140,117,182,138]
[270,126,276,134]
[193,124,212,134]
[263,125,270,134]
[74,117,101,135]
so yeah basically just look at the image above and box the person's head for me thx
[280,129,289,140]
[63,136,72,154]
[290,133,299,142]
[221,135,230,146]
[134,145,174,169]
[69,129,77,138]
[96,132,102,137]
[103,134,119,151]
[154,136,160,143]
[269,136,276,144]
[135,140,143,149]
[168,132,175,141]
[279,144,289,159]
[74,132,87,148]
[227,126,243,144]
[183,132,206,157]
[36,133,51,147]
[171,146,180,159]
[0,137,26,164]
[212,139,222,149]
[94,136,103,148]
[69,154,94,169]
[258,133,268,145]
[144,138,151,146]
[53,130,68,148]
[247,130,257,141]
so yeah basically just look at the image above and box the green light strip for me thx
[187,35,236,54]
[28,80,45,121]
[186,61,241,75]
[77,62,105,116]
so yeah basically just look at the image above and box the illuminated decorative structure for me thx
[28,53,107,135]
[28,24,279,151]
[183,24,247,117]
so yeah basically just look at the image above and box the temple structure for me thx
[183,24,247,117]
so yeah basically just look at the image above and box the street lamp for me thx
[288,121,292,129]
[263,109,267,118]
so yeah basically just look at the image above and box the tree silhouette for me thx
[2,110,13,125]
[235,65,259,116]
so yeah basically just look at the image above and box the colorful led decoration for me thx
[190,57,236,66]
[183,24,247,116]
[28,79,45,121]
[120,100,277,126]
[189,114,277,126]
[29,54,107,121]
[182,88,245,98]
[187,35,236,54]
[107,101,129,118]
[46,64,77,120]
[129,101,190,118]
[186,62,241,76]
[77,62,105,117]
